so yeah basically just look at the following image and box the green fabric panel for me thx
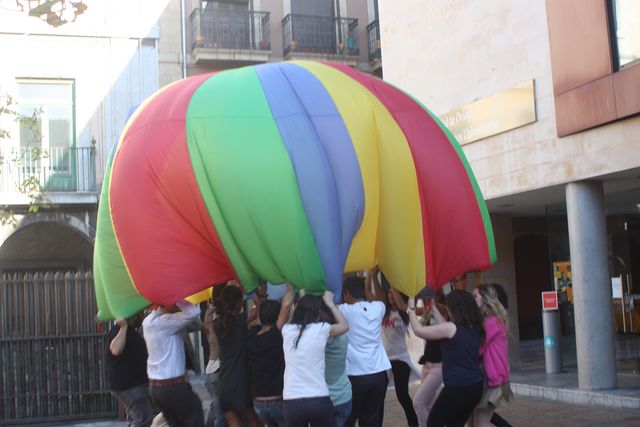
[416,101,497,264]
[93,153,150,320]
[92,242,111,319]
[185,68,326,294]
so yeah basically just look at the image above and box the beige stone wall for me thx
[265,0,284,59]
[346,0,373,66]
[158,0,184,86]
[379,0,640,201]
[158,0,374,77]
[0,1,162,187]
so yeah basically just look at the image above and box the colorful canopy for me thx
[93,61,496,320]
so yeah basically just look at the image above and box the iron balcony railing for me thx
[367,19,381,62]
[282,14,359,57]
[0,146,97,193]
[190,8,271,51]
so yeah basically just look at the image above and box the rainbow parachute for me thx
[93,61,496,320]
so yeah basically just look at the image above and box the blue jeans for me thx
[113,383,155,427]
[333,400,352,427]
[205,372,228,427]
[254,399,286,427]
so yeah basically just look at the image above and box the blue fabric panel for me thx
[255,62,364,296]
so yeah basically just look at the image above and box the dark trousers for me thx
[426,381,483,427]
[346,371,389,427]
[391,360,419,426]
[149,381,204,427]
[283,396,333,427]
[491,412,512,427]
[112,383,155,427]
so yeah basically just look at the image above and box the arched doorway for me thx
[0,218,93,273]
[0,218,116,424]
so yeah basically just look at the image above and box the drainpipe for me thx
[180,0,188,79]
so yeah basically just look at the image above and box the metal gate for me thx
[0,271,117,425]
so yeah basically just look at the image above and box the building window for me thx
[17,80,74,174]
[608,0,640,69]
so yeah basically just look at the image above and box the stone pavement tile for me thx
[30,421,125,427]
[510,368,640,410]
[381,384,640,427]
[44,382,640,427]
[493,396,640,427]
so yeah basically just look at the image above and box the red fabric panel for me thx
[329,63,491,287]
[110,75,237,305]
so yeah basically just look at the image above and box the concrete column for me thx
[483,214,521,369]
[566,181,616,390]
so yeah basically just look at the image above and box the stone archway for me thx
[0,212,95,272]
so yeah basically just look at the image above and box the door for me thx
[0,271,116,425]
[290,0,337,53]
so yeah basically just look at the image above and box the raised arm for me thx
[323,291,349,336]
[109,318,128,356]
[185,317,203,333]
[431,302,447,324]
[365,268,386,302]
[277,284,294,330]
[203,303,215,332]
[407,297,456,340]
[155,300,201,334]
[390,287,408,312]
[203,303,220,361]
[247,281,268,324]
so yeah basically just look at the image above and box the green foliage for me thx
[0,1,88,225]
[15,0,88,28]
[0,92,50,226]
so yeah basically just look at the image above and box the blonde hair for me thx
[478,284,509,330]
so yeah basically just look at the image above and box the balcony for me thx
[0,146,97,205]
[282,14,359,64]
[190,8,271,64]
[367,19,381,70]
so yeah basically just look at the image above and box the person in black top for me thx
[413,292,448,427]
[407,290,485,427]
[107,313,155,427]
[246,298,288,427]
[214,285,263,427]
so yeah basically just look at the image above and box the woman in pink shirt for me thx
[471,284,513,427]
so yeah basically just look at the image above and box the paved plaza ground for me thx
[44,383,640,427]
[29,335,640,426]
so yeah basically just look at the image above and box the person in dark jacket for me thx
[107,313,155,427]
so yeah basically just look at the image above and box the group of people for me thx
[106,271,513,427]
[407,279,513,427]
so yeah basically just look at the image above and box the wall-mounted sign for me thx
[542,291,559,311]
[439,80,536,145]
[553,261,572,304]
[611,276,622,299]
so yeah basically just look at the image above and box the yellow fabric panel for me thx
[296,61,425,297]
[295,61,379,272]
[186,287,212,304]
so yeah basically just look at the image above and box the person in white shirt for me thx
[143,300,203,427]
[280,290,348,427]
[369,271,419,427]
[339,275,391,427]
